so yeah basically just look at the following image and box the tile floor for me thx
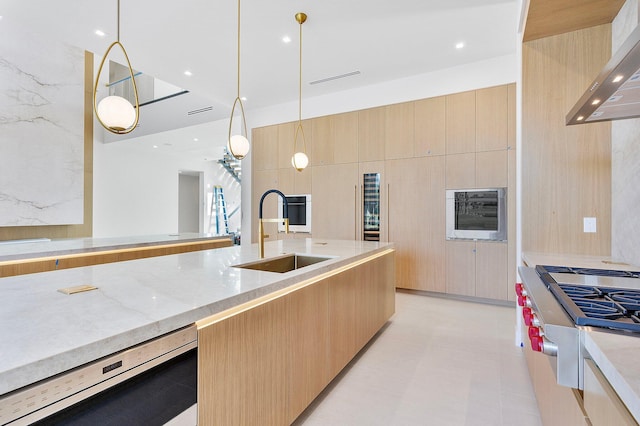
[293,291,542,426]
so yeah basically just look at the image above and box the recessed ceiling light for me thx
[613,75,624,83]
[95,29,106,37]
[241,96,247,101]
[591,99,601,105]
[455,42,465,49]
[193,138,199,142]
[282,35,292,43]
[153,145,158,148]
[577,116,584,121]
[184,70,193,76]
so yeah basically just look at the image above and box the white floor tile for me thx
[294,291,542,426]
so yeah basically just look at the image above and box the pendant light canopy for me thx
[227,0,250,160]
[291,12,308,172]
[93,0,139,134]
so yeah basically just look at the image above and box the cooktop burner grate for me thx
[535,265,640,333]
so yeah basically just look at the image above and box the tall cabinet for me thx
[252,83,516,302]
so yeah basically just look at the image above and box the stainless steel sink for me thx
[233,254,332,273]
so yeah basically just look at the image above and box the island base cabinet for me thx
[197,249,395,425]
[584,359,637,426]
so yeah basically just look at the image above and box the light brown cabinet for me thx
[387,156,446,292]
[445,240,508,300]
[197,249,395,425]
[584,359,637,426]
[311,112,358,166]
[358,107,385,162]
[252,125,278,171]
[311,163,358,240]
[476,85,509,152]
[385,102,414,160]
[445,90,476,154]
[415,96,445,156]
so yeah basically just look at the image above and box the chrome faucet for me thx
[258,189,289,258]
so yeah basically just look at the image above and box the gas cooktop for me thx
[536,265,640,333]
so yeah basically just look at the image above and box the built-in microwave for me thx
[278,194,312,233]
[446,188,506,241]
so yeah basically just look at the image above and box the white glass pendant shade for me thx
[291,151,309,171]
[228,134,250,160]
[96,95,136,132]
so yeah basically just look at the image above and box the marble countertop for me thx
[0,233,231,262]
[522,251,639,270]
[0,238,392,395]
[583,330,640,423]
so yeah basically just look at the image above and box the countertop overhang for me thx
[0,238,393,396]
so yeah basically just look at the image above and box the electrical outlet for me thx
[584,217,597,233]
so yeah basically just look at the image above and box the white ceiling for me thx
[1,0,519,158]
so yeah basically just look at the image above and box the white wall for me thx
[241,54,518,242]
[93,142,240,237]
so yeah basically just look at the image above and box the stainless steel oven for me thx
[0,325,197,425]
[446,188,507,241]
[278,194,311,233]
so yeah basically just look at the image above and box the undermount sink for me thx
[233,253,332,273]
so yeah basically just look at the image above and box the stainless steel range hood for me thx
[567,24,640,125]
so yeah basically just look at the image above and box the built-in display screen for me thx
[454,190,498,231]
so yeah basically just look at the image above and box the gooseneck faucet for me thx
[258,189,289,258]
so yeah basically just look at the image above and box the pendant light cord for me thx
[117,0,120,42]
[298,19,302,124]
[237,0,241,98]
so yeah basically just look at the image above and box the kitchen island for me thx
[0,233,233,277]
[0,238,395,424]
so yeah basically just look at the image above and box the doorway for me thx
[178,171,202,233]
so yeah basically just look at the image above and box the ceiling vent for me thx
[188,106,214,116]
[309,70,361,85]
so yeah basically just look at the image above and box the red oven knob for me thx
[517,295,531,308]
[530,335,543,352]
[515,283,526,297]
[528,326,540,339]
[522,307,532,325]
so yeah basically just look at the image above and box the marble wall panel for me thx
[612,0,640,264]
[0,31,84,226]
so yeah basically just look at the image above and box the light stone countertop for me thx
[522,251,639,271]
[0,238,392,395]
[583,331,640,423]
[0,233,230,262]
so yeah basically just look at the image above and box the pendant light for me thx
[291,12,309,172]
[227,0,250,160]
[93,0,139,134]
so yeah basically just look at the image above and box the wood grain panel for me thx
[524,0,625,42]
[507,148,517,302]
[311,163,358,240]
[584,359,637,426]
[358,107,385,162]
[311,115,332,166]
[278,121,297,170]
[522,25,611,255]
[508,83,516,149]
[385,102,415,160]
[476,150,508,188]
[328,266,358,376]
[476,242,508,300]
[197,296,289,426]
[445,90,476,155]
[445,240,476,296]
[288,281,330,421]
[332,111,359,164]
[445,153,475,189]
[476,85,509,152]
[252,124,279,171]
[415,96,446,157]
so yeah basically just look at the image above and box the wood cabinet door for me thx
[476,85,509,152]
[445,90,476,154]
[332,111,359,164]
[445,240,476,296]
[476,242,508,300]
[358,107,385,162]
[311,163,358,240]
[252,125,278,171]
[311,115,332,166]
[385,102,415,160]
[415,96,446,157]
